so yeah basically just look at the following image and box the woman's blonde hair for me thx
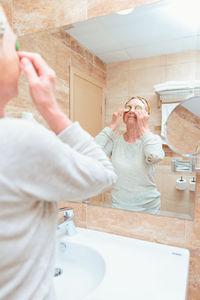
[125,96,151,115]
[0,6,7,39]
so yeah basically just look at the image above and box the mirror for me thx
[166,96,200,156]
[11,0,199,220]
[64,0,199,220]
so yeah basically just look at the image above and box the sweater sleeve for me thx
[140,132,165,164]
[12,121,117,202]
[94,127,114,156]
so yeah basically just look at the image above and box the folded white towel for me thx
[154,81,190,92]
[154,80,200,92]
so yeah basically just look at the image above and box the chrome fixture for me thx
[57,207,77,236]
[171,156,200,173]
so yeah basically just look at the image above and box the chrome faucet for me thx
[57,207,76,236]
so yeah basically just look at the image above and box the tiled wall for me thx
[6,29,106,122]
[2,0,200,299]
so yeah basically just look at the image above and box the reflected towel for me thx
[161,103,179,138]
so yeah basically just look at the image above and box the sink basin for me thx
[54,241,106,300]
[54,228,189,300]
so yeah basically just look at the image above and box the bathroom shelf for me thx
[155,87,200,107]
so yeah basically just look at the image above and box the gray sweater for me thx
[95,127,164,213]
[0,118,117,300]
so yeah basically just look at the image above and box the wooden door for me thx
[70,67,105,203]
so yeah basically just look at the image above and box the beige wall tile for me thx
[13,0,88,35]
[187,247,200,300]
[84,48,94,65]
[107,63,129,97]
[166,51,197,65]
[93,55,107,72]
[165,63,196,82]
[86,205,186,245]
[128,66,166,94]
[1,0,12,27]
[71,51,106,85]
[52,30,71,48]
[19,32,71,82]
[70,37,86,57]
[55,78,69,115]
[129,55,166,70]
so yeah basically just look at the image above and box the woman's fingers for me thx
[18,51,54,78]
[21,57,39,85]
[135,110,148,119]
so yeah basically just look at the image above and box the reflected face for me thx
[123,98,146,124]
[0,7,20,101]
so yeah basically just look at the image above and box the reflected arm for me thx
[141,132,165,164]
[95,127,114,157]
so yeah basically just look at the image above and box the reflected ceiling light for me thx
[116,8,135,15]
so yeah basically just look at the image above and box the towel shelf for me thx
[155,87,200,108]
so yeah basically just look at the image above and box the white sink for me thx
[54,241,105,300]
[54,228,189,300]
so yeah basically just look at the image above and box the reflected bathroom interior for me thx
[8,0,200,221]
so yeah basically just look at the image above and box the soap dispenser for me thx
[189,177,196,192]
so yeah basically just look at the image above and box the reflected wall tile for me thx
[55,78,69,115]
[52,30,71,48]
[107,61,130,77]
[88,64,106,85]
[70,37,85,57]
[166,51,197,65]
[19,32,70,82]
[84,48,94,65]
[87,0,159,19]
[13,0,88,35]
[1,0,12,27]
[129,55,166,70]
[6,75,68,126]
[107,96,128,107]
[107,63,129,97]
[128,66,165,94]
[93,55,106,72]
[71,51,90,74]
[165,63,196,82]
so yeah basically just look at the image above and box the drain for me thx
[54,267,63,277]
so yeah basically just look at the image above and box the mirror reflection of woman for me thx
[95,96,165,214]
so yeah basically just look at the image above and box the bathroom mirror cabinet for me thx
[11,0,200,220]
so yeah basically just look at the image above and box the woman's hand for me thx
[18,51,72,134]
[134,110,150,136]
[108,109,124,131]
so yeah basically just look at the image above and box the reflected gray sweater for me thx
[95,127,164,213]
[0,119,117,300]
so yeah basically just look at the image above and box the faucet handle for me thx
[58,207,74,218]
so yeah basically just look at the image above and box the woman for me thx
[0,7,117,300]
[95,96,164,214]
